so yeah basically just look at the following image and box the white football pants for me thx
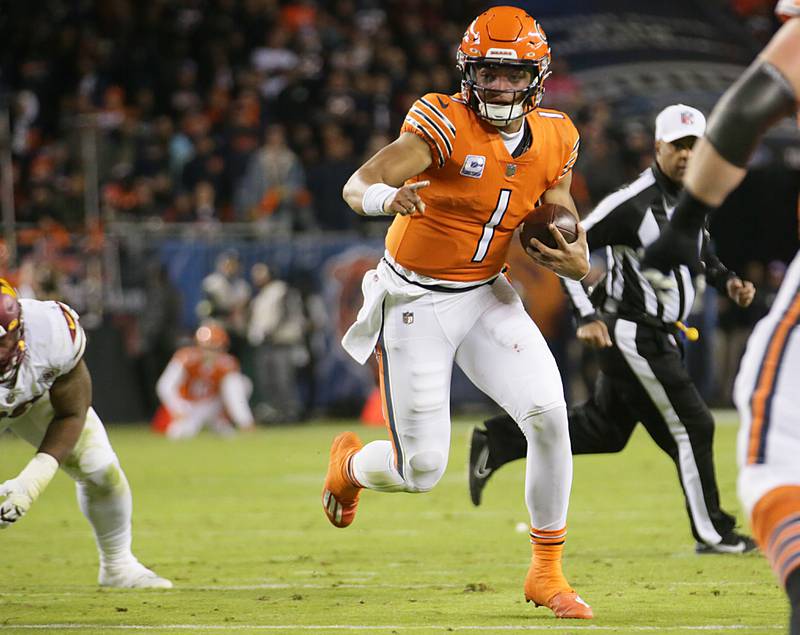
[166,373,254,439]
[735,250,800,515]
[351,272,572,530]
[4,397,141,571]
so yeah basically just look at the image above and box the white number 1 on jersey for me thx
[471,189,511,263]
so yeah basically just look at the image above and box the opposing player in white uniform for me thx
[0,280,171,588]
[642,2,800,631]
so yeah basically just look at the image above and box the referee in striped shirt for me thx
[469,104,757,554]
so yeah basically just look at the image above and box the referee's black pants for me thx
[483,315,736,545]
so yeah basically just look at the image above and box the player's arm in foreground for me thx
[0,359,91,527]
[702,230,757,308]
[524,171,590,281]
[643,17,800,275]
[342,132,432,217]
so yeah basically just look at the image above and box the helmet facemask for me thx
[459,56,550,127]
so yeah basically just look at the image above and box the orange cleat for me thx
[321,432,363,528]
[525,572,593,619]
[527,590,593,619]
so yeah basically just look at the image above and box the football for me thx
[519,203,579,251]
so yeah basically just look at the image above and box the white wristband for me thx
[17,453,59,501]
[362,183,398,216]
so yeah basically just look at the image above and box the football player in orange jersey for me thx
[155,321,255,439]
[642,2,800,631]
[326,6,593,619]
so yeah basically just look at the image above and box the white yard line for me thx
[0,578,769,596]
[0,624,782,631]
[0,582,464,596]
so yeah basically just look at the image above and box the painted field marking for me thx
[0,624,783,631]
[0,582,466,597]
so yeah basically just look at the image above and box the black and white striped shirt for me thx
[564,164,733,328]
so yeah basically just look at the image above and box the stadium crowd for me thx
[0,0,789,418]
[2,0,655,232]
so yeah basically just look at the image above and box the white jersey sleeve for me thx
[777,0,800,19]
[20,299,87,378]
[53,302,87,374]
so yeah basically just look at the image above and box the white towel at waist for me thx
[341,259,429,364]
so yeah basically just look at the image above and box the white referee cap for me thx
[655,104,706,142]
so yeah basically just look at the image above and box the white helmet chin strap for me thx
[475,96,525,126]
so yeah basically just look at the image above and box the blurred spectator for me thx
[247,263,306,423]
[578,137,626,206]
[197,250,251,356]
[193,181,221,225]
[136,262,182,417]
[234,124,307,232]
[153,321,255,439]
[542,59,583,113]
[307,126,359,231]
[764,259,788,310]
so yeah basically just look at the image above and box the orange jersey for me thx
[172,346,239,402]
[387,92,579,281]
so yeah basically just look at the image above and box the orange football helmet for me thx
[0,279,25,384]
[195,322,229,352]
[457,6,551,126]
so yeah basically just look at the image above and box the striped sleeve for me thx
[400,94,457,168]
[561,277,598,324]
[55,301,87,373]
[559,134,580,180]
[553,113,580,183]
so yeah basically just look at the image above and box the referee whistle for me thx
[675,321,700,342]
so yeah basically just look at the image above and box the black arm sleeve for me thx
[701,228,736,293]
[706,61,797,168]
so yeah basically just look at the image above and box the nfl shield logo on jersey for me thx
[460,155,486,179]
[402,312,414,325]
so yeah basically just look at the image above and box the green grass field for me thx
[0,412,786,634]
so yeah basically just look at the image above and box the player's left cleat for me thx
[99,560,173,589]
[525,583,594,619]
[322,431,363,528]
[525,565,593,619]
[468,426,494,507]
[695,531,758,555]
[530,591,594,619]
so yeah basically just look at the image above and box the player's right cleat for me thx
[468,426,494,507]
[695,530,758,554]
[322,431,363,528]
[99,560,173,589]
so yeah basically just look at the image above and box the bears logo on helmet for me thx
[457,6,552,126]
[0,279,25,384]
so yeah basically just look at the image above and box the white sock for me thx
[350,440,406,492]
[520,405,573,530]
[76,462,136,569]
